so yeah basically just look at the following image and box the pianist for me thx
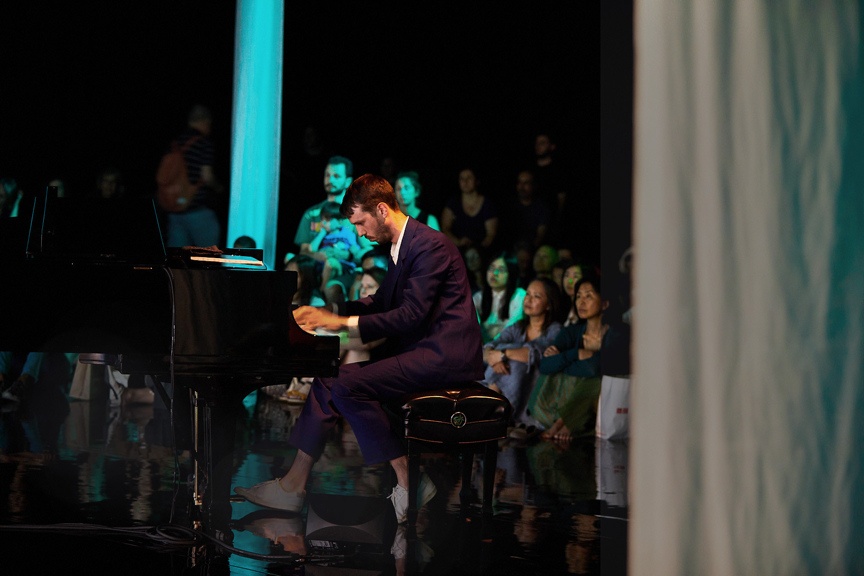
[234,173,485,523]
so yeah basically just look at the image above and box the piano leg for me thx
[185,379,250,539]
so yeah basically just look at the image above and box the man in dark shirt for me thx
[163,104,223,247]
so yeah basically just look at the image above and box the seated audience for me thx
[527,273,630,442]
[463,246,487,294]
[302,200,363,305]
[554,258,592,326]
[473,251,526,344]
[482,277,563,425]
[532,244,559,281]
[334,266,387,365]
[347,246,389,300]
[500,169,551,249]
[285,254,325,307]
[441,166,499,254]
[513,240,535,289]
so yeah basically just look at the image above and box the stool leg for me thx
[459,448,473,509]
[407,441,420,529]
[482,441,498,517]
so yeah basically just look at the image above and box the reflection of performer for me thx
[236,510,306,555]
[0,351,71,453]
[235,174,485,524]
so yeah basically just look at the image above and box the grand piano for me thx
[0,190,340,526]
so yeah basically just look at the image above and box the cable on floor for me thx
[0,522,352,565]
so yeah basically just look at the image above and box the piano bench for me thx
[399,383,512,527]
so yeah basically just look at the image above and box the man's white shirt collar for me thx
[391,217,408,265]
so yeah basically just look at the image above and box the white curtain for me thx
[631,2,864,574]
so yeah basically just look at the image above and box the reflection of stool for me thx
[400,383,512,527]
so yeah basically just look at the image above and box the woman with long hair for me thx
[473,251,526,343]
[528,273,630,442]
[482,276,563,425]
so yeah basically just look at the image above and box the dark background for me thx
[1,2,630,274]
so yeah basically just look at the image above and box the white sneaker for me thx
[243,515,304,544]
[234,480,306,512]
[389,473,437,524]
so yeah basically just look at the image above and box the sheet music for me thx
[189,255,265,267]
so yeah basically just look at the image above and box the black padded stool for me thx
[400,382,512,528]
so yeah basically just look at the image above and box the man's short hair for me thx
[328,155,354,178]
[341,174,397,217]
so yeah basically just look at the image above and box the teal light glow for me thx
[228,0,284,269]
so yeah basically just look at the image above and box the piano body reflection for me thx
[0,192,340,523]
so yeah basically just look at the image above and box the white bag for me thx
[69,360,94,400]
[596,375,631,440]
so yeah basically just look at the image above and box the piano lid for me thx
[22,188,168,267]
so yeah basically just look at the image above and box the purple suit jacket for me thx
[338,217,484,384]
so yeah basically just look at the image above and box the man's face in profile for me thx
[349,205,388,244]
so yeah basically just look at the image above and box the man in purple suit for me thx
[235,174,485,523]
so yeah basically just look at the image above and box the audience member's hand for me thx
[543,345,560,357]
[324,257,344,277]
[491,360,510,375]
[582,325,609,352]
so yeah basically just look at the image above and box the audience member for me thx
[463,246,487,294]
[336,266,387,365]
[47,178,68,198]
[162,104,223,247]
[347,246,390,300]
[303,200,363,304]
[617,246,634,325]
[553,258,590,325]
[527,274,629,442]
[232,235,257,249]
[501,169,551,249]
[292,155,373,258]
[531,131,571,250]
[285,254,325,307]
[0,351,44,408]
[531,131,566,213]
[482,277,563,426]
[440,166,499,255]
[532,130,597,265]
[94,167,125,199]
[394,171,439,230]
[555,245,575,263]
[513,240,535,290]
[358,246,390,272]
[379,154,399,187]
[0,177,25,218]
[279,123,332,260]
[473,251,526,344]
[532,244,559,282]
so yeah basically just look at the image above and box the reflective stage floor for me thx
[0,382,628,575]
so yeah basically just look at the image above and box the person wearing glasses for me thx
[473,251,526,344]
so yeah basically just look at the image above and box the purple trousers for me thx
[288,358,429,465]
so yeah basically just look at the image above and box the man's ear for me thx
[346,177,353,187]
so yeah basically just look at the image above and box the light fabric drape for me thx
[632,2,864,574]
